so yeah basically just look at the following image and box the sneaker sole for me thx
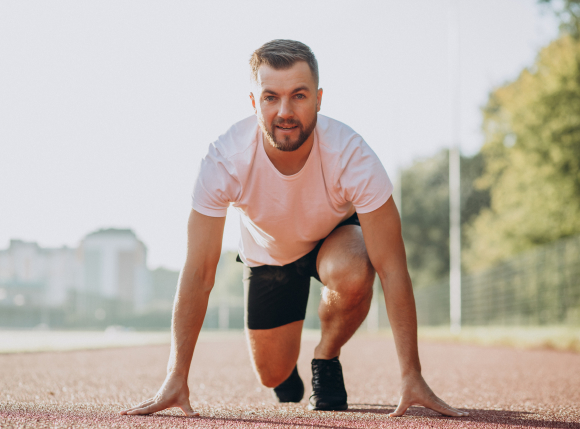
[308,403,348,411]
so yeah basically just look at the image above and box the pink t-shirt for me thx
[192,114,393,267]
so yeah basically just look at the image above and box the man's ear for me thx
[250,93,257,113]
[316,88,323,112]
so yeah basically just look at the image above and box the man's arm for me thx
[120,209,226,417]
[358,197,467,418]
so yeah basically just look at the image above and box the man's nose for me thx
[278,98,293,119]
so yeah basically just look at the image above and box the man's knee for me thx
[253,361,294,388]
[323,255,375,310]
[318,226,375,297]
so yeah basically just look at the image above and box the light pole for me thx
[448,0,461,333]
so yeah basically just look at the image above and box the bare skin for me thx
[314,225,375,360]
[246,320,304,387]
[250,61,322,176]
[120,60,468,418]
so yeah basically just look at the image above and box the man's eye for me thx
[264,96,275,102]
[295,94,305,99]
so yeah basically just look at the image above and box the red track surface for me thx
[1,334,579,428]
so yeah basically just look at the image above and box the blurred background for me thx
[1,1,579,341]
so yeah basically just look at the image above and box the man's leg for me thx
[241,262,310,391]
[315,224,375,359]
[246,321,302,388]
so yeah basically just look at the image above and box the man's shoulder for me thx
[211,115,259,160]
[316,114,364,154]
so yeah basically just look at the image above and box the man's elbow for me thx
[376,266,412,289]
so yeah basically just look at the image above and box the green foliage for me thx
[401,150,489,288]
[415,234,580,327]
[539,0,580,37]
[464,34,580,272]
[149,251,244,309]
[150,267,180,302]
[211,251,244,299]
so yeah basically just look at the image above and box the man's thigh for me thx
[245,320,303,385]
[243,264,310,330]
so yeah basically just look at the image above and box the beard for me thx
[260,114,317,152]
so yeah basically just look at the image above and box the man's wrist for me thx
[167,365,189,380]
[166,371,189,384]
[400,365,422,380]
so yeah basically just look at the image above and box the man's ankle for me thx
[313,345,340,360]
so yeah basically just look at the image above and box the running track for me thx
[1,334,579,428]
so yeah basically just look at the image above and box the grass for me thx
[416,325,580,353]
[2,326,579,354]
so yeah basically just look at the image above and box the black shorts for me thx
[237,213,360,330]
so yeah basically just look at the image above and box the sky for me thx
[0,0,559,271]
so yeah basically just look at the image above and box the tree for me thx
[464,34,580,272]
[400,150,489,287]
[539,0,580,37]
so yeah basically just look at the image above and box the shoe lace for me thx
[312,359,345,392]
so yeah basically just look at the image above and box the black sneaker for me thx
[272,365,304,403]
[308,357,348,411]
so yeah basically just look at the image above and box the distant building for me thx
[79,228,151,311]
[0,240,81,308]
[0,229,151,314]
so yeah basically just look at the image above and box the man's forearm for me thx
[380,270,421,378]
[166,270,214,379]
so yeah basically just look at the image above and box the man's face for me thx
[251,61,322,152]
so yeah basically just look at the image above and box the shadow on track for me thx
[148,414,363,429]
[347,404,573,428]
[145,411,575,429]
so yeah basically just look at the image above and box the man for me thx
[121,40,467,418]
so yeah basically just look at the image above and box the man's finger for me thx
[138,399,156,407]
[125,401,167,416]
[424,396,468,417]
[180,402,200,417]
[388,399,410,417]
[119,399,155,415]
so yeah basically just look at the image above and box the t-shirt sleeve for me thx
[191,143,241,217]
[337,137,393,214]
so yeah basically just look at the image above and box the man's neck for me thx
[262,132,315,176]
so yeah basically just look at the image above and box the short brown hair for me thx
[250,39,319,87]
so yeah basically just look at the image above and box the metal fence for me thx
[4,236,578,330]
[414,234,580,326]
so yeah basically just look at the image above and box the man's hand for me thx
[120,374,199,417]
[120,210,224,418]
[389,372,468,417]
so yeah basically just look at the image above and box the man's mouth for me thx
[276,125,298,130]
